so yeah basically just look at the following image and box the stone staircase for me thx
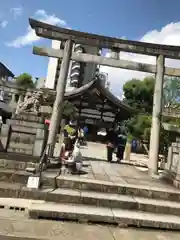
[0,166,180,230]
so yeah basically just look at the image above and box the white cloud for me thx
[100,22,180,96]
[6,9,67,48]
[0,20,8,28]
[35,9,67,26]
[11,7,23,18]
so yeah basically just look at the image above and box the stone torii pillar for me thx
[111,47,120,60]
[47,39,73,157]
[149,54,165,176]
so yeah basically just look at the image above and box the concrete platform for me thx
[29,201,180,230]
[0,197,176,231]
[0,209,179,240]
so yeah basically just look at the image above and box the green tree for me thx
[122,77,155,143]
[125,114,151,142]
[163,76,180,108]
[123,76,155,113]
[16,73,35,89]
[122,76,175,154]
[62,100,77,121]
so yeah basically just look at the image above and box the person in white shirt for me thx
[0,91,4,102]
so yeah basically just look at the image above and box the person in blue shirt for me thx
[132,139,137,153]
[83,125,88,141]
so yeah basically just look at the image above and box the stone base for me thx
[0,113,48,157]
[12,112,44,123]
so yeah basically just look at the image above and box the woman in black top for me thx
[105,129,117,162]
[116,132,127,162]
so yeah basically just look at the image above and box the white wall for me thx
[45,40,61,89]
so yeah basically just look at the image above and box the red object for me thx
[45,119,51,130]
[45,119,50,125]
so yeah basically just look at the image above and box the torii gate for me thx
[29,18,180,177]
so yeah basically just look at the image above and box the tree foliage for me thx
[62,100,77,120]
[123,76,154,113]
[123,75,180,154]
[163,76,180,107]
[16,73,35,89]
[122,77,155,144]
[125,114,151,141]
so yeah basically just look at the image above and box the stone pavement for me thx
[67,141,169,189]
[0,209,179,240]
[80,141,149,165]
[54,141,149,167]
[41,140,177,197]
[57,160,174,190]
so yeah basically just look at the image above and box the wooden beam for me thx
[30,18,180,59]
[33,46,180,77]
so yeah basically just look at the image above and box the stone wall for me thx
[165,137,180,188]
[0,113,48,157]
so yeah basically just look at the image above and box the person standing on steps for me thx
[116,131,127,163]
[78,127,84,145]
[105,128,117,163]
[83,125,88,143]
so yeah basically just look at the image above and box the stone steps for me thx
[0,194,180,230]
[29,201,180,230]
[1,170,180,202]
[0,180,180,219]
[46,175,180,202]
[1,169,180,229]
[19,187,180,217]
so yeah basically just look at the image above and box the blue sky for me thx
[1,0,180,95]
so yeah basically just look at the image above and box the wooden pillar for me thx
[149,54,165,176]
[47,39,73,157]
